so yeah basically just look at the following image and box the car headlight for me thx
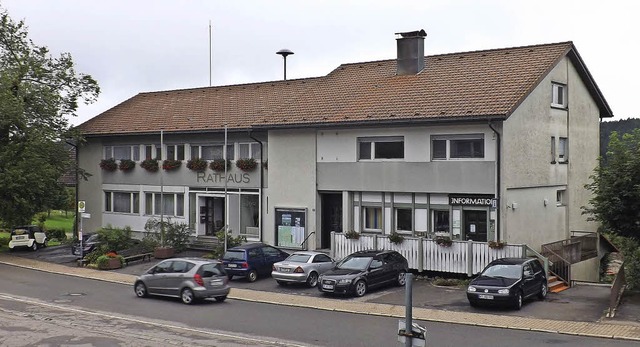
[338,278,353,284]
[467,286,477,292]
[498,289,509,294]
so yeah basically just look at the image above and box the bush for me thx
[96,253,124,269]
[606,233,640,290]
[208,229,246,259]
[46,228,67,241]
[144,218,192,252]
[0,233,9,248]
[97,225,134,251]
[83,245,110,264]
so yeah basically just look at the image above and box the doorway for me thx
[320,193,342,249]
[204,197,225,236]
[464,210,488,242]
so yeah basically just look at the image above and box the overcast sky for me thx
[3,0,638,125]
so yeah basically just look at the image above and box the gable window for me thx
[191,144,234,161]
[552,83,567,108]
[358,137,404,160]
[550,136,556,163]
[432,134,484,160]
[166,145,185,161]
[558,137,568,163]
[104,145,140,161]
[145,192,184,217]
[363,206,382,230]
[105,191,139,214]
[238,143,263,159]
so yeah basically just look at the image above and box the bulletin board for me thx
[275,207,306,249]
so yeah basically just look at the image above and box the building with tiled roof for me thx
[77,30,611,283]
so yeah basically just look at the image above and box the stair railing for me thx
[300,231,316,250]
[541,244,571,286]
[523,245,549,276]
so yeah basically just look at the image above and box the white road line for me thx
[0,293,309,347]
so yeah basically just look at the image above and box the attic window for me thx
[552,83,567,108]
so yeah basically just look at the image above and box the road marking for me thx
[0,293,309,347]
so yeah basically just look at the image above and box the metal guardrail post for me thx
[467,241,474,277]
[330,231,335,259]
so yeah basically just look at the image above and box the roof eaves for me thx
[566,45,614,118]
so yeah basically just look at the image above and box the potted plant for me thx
[140,158,159,172]
[344,230,360,240]
[236,158,257,171]
[144,218,191,259]
[99,158,117,172]
[96,251,124,270]
[186,157,208,172]
[435,235,453,247]
[210,159,230,172]
[118,159,135,172]
[388,231,405,245]
[488,240,506,249]
[163,159,182,171]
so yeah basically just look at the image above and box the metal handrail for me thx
[300,231,316,250]
[524,245,549,276]
[542,245,571,285]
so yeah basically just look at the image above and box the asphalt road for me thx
[1,264,637,347]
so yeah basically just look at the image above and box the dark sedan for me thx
[318,250,408,297]
[71,233,101,257]
[467,257,547,310]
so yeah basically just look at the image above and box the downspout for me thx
[488,120,501,241]
[248,131,263,238]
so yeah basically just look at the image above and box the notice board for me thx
[275,207,306,249]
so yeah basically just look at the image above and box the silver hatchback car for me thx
[134,258,230,304]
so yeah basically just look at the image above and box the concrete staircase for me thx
[548,275,570,293]
[188,236,219,251]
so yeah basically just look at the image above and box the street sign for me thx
[78,200,86,213]
[81,213,91,219]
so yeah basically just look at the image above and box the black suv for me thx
[467,257,547,310]
[318,250,409,297]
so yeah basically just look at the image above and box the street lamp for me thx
[276,49,294,80]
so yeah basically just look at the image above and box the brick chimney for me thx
[395,29,427,75]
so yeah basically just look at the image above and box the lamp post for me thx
[276,49,294,80]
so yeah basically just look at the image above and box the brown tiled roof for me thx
[77,41,612,136]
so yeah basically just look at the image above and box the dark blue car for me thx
[221,243,289,282]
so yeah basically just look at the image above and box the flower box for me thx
[154,247,175,259]
[236,158,257,171]
[163,159,182,171]
[186,158,208,172]
[100,158,117,172]
[119,159,135,172]
[141,159,159,172]
[210,159,230,172]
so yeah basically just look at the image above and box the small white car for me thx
[272,251,336,287]
[9,225,47,251]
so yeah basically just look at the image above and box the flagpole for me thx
[209,20,212,87]
[160,130,164,247]
[224,124,228,252]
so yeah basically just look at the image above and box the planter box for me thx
[100,257,122,270]
[154,247,175,259]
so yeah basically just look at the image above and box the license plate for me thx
[322,284,334,290]
[281,268,291,273]
[228,264,238,268]
[14,236,25,240]
[210,280,222,286]
[478,294,494,300]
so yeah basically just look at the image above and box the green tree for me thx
[0,8,99,227]
[584,130,640,239]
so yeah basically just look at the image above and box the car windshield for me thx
[482,264,521,279]
[223,250,245,261]
[86,234,100,242]
[337,256,372,271]
[286,254,311,263]
[201,263,225,277]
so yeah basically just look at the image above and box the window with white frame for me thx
[432,134,484,160]
[395,208,412,232]
[552,83,567,108]
[558,137,568,162]
[358,137,404,160]
[191,144,234,160]
[145,193,184,217]
[104,145,140,161]
[363,206,382,231]
[550,136,556,163]
[238,143,263,159]
[105,191,139,214]
[166,145,185,161]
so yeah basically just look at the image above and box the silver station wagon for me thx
[134,258,230,304]
[272,251,336,287]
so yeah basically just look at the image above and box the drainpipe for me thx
[488,120,501,241]
[248,130,264,237]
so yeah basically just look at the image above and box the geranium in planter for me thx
[96,252,124,270]
[435,236,453,247]
[140,158,159,172]
[186,157,208,172]
[100,158,117,172]
[488,240,506,249]
[388,231,405,245]
[118,159,135,172]
[163,159,182,171]
[236,158,257,171]
[210,159,231,172]
[344,230,360,240]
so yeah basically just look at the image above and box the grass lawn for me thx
[36,210,75,232]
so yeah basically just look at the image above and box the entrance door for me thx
[205,197,225,236]
[320,193,342,249]
[464,210,487,242]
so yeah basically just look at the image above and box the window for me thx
[145,193,184,217]
[105,191,139,214]
[550,136,556,163]
[558,137,568,162]
[395,208,412,232]
[191,144,234,160]
[552,83,567,108]
[238,143,262,159]
[166,145,185,161]
[556,189,566,206]
[431,135,484,160]
[364,207,382,230]
[104,145,140,161]
[432,210,450,233]
[358,137,404,160]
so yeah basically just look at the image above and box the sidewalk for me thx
[1,253,639,342]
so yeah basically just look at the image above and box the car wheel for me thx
[181,288,195,305]
[276,280,288,286]
[134,282,148,298]
[396,270,407,286]
[30,242,38,251]
[214,295,227,302]
[247,270,258,282]
[514,291,523,310]
[354,280,367,297]
[538,282,548,300]
[42,240,48,248]
[306,272,319,288]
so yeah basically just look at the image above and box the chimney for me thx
[395,29,427,75]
